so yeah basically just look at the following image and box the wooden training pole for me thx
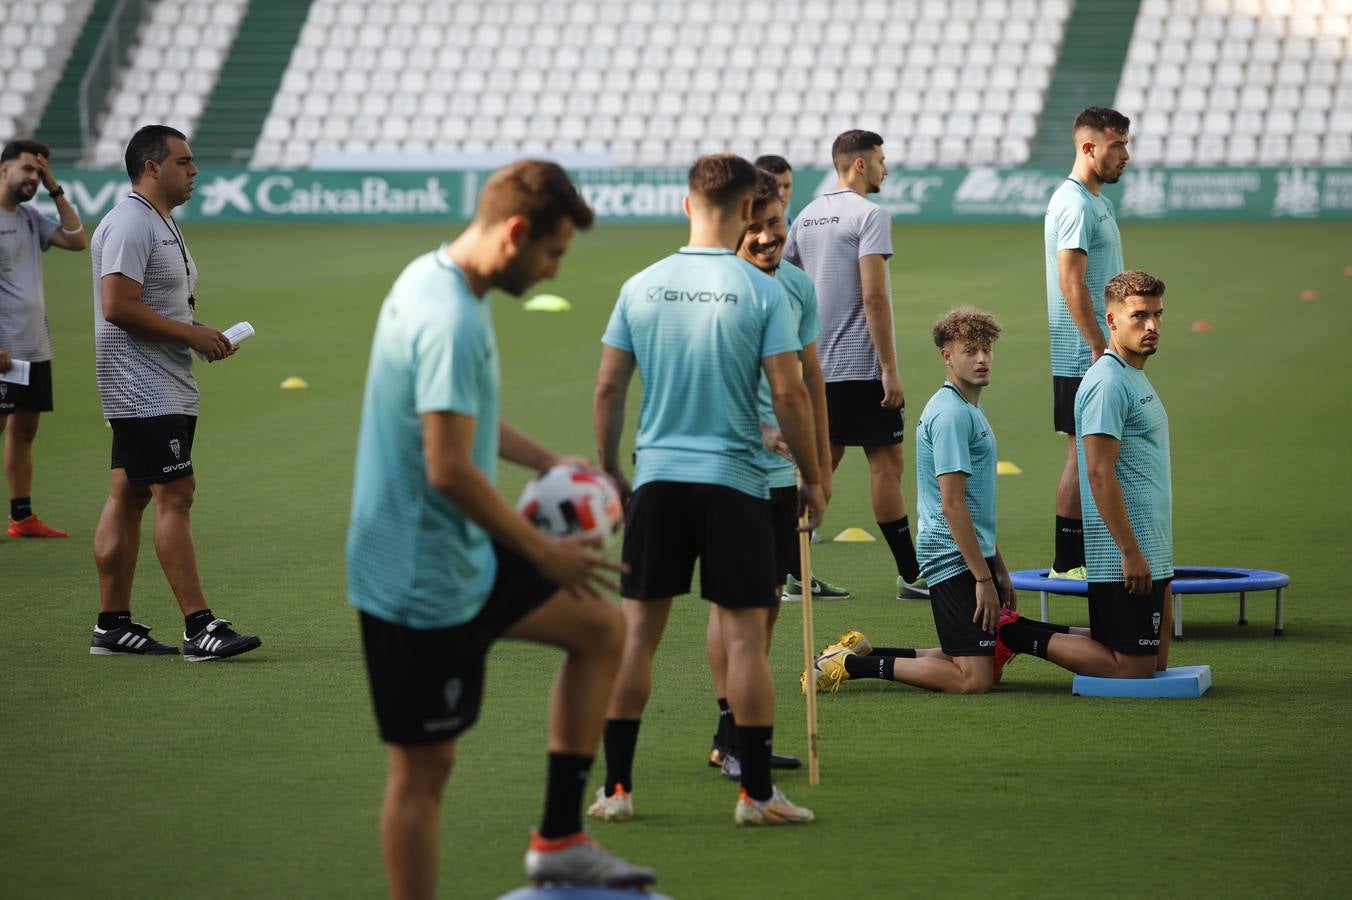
[799,506,820,785]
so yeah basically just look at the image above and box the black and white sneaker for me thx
[182,618,261,662]
[90,622,179,656]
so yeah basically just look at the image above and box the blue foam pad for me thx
[499,888,673,900]
[1072,665,1212,698]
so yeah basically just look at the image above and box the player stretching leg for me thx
[806,309,1029,694]
[348,162,653,898]
[1000,271,1174,678]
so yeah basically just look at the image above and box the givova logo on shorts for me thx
[161,437,192,474]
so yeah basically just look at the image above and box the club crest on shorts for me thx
[0,384,7,400]
[1152,611,1162,634]
[169,438,181,460]
[443,677,463,711]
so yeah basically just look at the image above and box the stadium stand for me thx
[251,0,1073,169]
[1,0,96,156]
[1115,0,1352,165]
[1029,0,1141,164]
[192,1,314,165]
[84,0,248,167]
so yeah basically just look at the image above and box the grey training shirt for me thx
[90,194,200,418]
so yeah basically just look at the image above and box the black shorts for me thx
[620,481,778,608]
[770,485,798,583]
[1088,579,1171,656]
[359,542,558,745]
[1052,375,1081,434]
[0,359,54,414]
[929,559,999,656]
[110,414,197,484]
[825,380,905,446]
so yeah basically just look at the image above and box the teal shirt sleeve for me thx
[414,305,484,416]
[1077,374,1128,439]
[601,284,633,352]
[798,277,821,346]
[929,406,975,477]
[760,282,801,359]
[1055,195,1093,253]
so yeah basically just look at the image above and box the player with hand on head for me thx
[88,125,258,661]
[0,139,88,539]
[347,160,653,898]
[784,130,927,600]
[999,270,1173,679]
[705,168,843,780]
[1044,107,1130,580]
[594,154,825,826]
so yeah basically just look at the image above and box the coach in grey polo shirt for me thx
[784,129,926,600]
[86,124,261,662]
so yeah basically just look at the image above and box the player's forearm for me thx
[499,421,559,472]
[593,384,628,476]
[1086,469,1140,557]
[103,295,196,345]
[771,382,821,484]
[801,356,832,472]
[432,454,552,561]
[1062,281,1107,354]
[861,292,898,371]
[53,195,85,240]
[941,492,992,580]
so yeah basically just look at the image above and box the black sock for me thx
[999,619,1055,659]
[870,646,918,658]
[736,725,774,801]
[602,719,641,795]
[97,611,131,630]
[184,609,214,639]
[539,752,592,839]
[844,654,896,680]
[715,698,736,747]
[11,497,31,520]
[1053,516,1085,571]
[878,517,921,582]
[1019,617,1071,635]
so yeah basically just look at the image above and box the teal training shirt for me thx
[1044,177,1123,377]
[756,261,821,490]
[1075,352,1173,582]
[915,383,998,586]
[347,249,501,628]
[602,247,801,499]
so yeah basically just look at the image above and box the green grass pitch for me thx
[3,219,1350,898]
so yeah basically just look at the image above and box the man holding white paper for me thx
[1,139,88,539]
[87,125,260,661]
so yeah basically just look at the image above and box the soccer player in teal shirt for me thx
[593,155,826,826]
[803,308,1023,695]
[999,270,1173,678]
[704,169,841,779]
[347,161,653,895]
[1044,107,1129,579]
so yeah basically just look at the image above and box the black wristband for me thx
[47,185,64,198]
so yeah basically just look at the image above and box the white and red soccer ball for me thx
[517,464,623,546]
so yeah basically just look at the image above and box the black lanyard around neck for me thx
[129,192,194,309]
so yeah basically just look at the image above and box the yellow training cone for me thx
[280,376,309,389]
[997,460,1023,475]
[833,527,876,542]
[524,294,572,312]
